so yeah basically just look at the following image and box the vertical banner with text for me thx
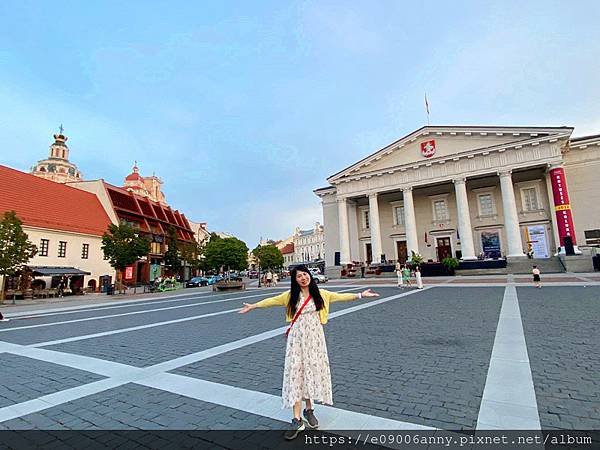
[549,167,576,247]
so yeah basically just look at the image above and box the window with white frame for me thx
[433,200,449,221]
[522,187,539,211]
[363,210,370,229]
[394,206,405,226]
[478,193,494,216]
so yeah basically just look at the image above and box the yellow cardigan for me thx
[255,289,358,324]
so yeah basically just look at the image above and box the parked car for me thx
[206,275,224,285]
[313,273,328,284]
[248,270,259,279]
[225,273,243,281]
[185,277,208,288]
[309,267,321,275]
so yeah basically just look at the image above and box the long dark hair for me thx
[287,266,324,317]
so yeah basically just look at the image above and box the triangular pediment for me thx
[328,126,572,182]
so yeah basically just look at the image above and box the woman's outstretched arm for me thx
[239,291,289,314]
[324,288,380,303]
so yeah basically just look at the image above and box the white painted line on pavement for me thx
[0,378,126,424]
[29,308,241,348]
[0,292,284,333]
[476,285,541,430]
[140,372,437,430]
[24,288,363,348]
[4,287,288,319]
[147,287,424,373]
[23,288,361,348]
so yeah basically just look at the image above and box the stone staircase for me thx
[456,256,565,275]
[506,256,564,274]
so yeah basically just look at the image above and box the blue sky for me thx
[1,1,599,247]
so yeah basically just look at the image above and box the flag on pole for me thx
[425,93,430,115]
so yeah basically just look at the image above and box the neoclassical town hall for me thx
[316,125,600,274]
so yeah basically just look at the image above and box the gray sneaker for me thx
[284,418,305,440]
[303,408,319,429]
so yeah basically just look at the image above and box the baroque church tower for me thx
[31,126,83,183]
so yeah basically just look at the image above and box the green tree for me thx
[252,244,283,270]
[164,226,182,275]
[203,237,249,273]
[180,241,202,272]
[101,222,150,289]
[0,211,37,301]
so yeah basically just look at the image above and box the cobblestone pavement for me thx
[0,282,597,442]
[517,286,600,430]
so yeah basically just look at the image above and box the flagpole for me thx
[425,93,430,126]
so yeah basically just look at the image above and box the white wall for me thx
[25,226,115,288]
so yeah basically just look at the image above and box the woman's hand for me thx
[239,302,257,314]
[361,289,379,298]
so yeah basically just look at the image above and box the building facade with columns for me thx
[315,126,600,274]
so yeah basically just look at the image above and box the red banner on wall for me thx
[124,265,134,280]
[549,167,576,246]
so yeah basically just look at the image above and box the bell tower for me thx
[31,126,83,183]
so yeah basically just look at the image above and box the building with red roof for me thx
[281,242,295,267]
[68,179,196,283]
[0,165,115,293]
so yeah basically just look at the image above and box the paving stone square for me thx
[0,280,597,441]
[0,354,105,409]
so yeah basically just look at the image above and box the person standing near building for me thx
[395,261,403,288]
[415,266,423,289]
[238,266,379,440]
[360,262,365,278]
[402,265,412,287]
[532,265,541,288]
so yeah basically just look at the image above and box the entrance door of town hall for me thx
[365,243,372,264]
[396,241,408,263]
[436,237,452,261]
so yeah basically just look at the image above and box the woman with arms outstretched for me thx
[239,265,379,440]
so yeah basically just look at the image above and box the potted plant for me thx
[441,257,460,275]
[408,251,424,268]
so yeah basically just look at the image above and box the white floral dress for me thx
[281,294,333,408]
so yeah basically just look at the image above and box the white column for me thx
[402,187,420,257]
[368,193,383,263]
[347,200,360,262]
[499,170,525,257]
[453,177,477,260]
[337,198,351,264]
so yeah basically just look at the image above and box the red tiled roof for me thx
[102,181,194,242]
[0,165,112,236]
[281,243,295,254]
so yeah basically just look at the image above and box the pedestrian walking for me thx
[273,272,279,287]
[402,265,412,287]
[395,261,404,288]
[266,270,273,287]
[239,265,379,440]
[415,266,423,289]
[360,262,365,278]
[532,265,541,288]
